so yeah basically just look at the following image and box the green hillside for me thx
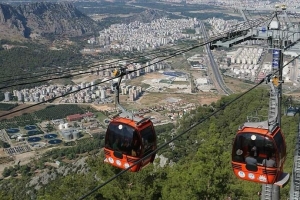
[0,88,298,199]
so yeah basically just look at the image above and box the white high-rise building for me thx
[100,89,106,100]
[17,91,24,102]
[4,92,10,102]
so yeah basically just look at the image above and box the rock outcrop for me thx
[0,2,97,39]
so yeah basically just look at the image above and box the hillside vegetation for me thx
[0,88,298,199]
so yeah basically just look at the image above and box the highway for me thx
[199,21,233,95]
[128,2,233,95]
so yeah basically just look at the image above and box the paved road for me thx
[199,21,233,95]
[114,2,233,95]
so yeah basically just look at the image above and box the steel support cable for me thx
[0,45,189,84]
[0,47,182,85]
[0,12,272,83]
[0,15,272,90]
[0,43,209,119]
[6,20,259,84]
[0,47,186,84]
[0,46,183,81]
[78,84,264,200]
[78,54,300,200]
[0,14,273,118]
[0,47,196,90]
[0,45,199,90]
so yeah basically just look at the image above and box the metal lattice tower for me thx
[210,5,300,200]
[290,123,300,199]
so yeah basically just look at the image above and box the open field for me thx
[71,74,100,84]
[223,76,256,93]
[95,111,109,122]
[0,104,47,120]
[132,72,166,81]
[0,151,36,176]
[284,90,300,100]
[138,92,220,106]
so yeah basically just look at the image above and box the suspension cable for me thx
[78,54,300,200]
[0,14,272,90]
[0,18,274,118]
[0,43,206,118]
[0,47,181,85]
[0,14,274,118]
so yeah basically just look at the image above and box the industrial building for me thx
[163,71,186,77]
[60,128,80,141]
[66,112,94,122]
[58,123,69,130]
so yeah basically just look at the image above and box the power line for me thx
[0,47,190,90]
[0,14,273,118]
[0,42,209,90]
[78,54,300,200]
[0,40,204,86]
[0,44,204,118]
[0,47,165,81]
[0,12,279,198]
[0,14,271,89]
[0,45,186,86]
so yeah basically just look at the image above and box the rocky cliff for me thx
[0,2,98,39]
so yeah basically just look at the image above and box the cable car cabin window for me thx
[232,133,277,167]
[105,123,141,156]
[140,126,156,155]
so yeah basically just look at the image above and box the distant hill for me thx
[96,8,171,30]
[0,2,98,40]
[124,9,169,23]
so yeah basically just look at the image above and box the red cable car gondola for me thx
[104,68,157,172]
[231,76,289,186]
[232,121,287,185]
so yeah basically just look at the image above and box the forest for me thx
[0,41,90,90]
[0,88,298,199]
[0,104,86,129]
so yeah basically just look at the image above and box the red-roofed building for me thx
[66,114,82,122]
[66,112,95,122]
[82,112,94,118]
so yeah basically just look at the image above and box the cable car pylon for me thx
[260,73,289,199]
[213,4,300,199]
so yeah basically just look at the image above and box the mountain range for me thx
[0,2,98,40]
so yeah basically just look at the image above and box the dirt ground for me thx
[14,151,36,164]
[127,72,165,86]
[0,148,7,157]
[138,92,220,106]
[0,151,36,176]
[72,74,100,84]
[223,76,256,93]
[141,73,166,79]
[285,92,300,100]
[91,104,113,111]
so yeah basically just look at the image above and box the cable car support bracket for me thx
[112,68,146,124]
